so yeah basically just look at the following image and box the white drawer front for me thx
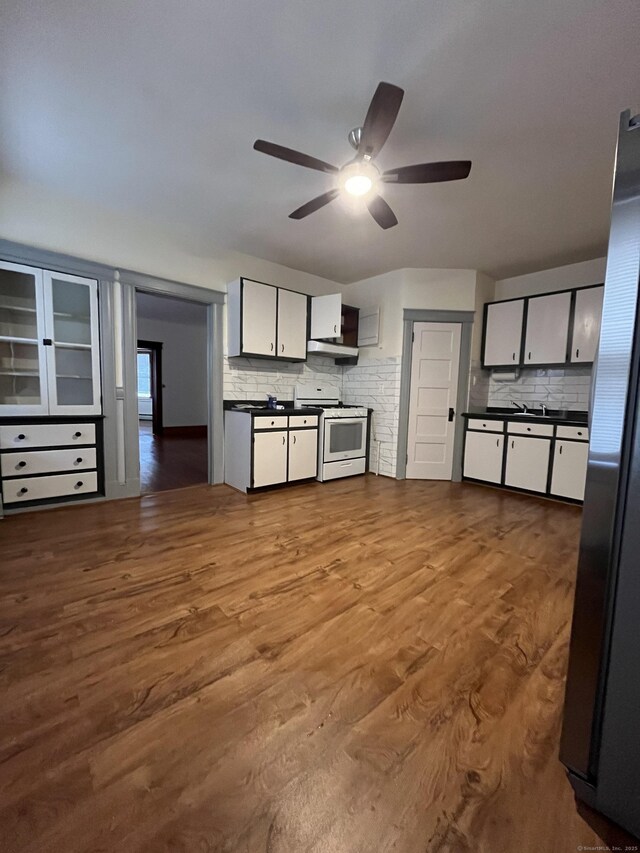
[0,423,96,449]
[3,471,98,504]
[289,414,318,428]
[322,457,366,480]
[507,421,554,437]
[253,416,289,430]
[466,418,504,433]
[556,425,589,441]
[1,448,97,478]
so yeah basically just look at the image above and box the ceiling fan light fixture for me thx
[338,160,379,199]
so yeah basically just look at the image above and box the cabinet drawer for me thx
[253,416,289,430]
[0,447,97,477]
[556,425,589,441]
[466,418,504,433]
[507,421,554,437]
[0,422,96,449]
[1,447,97,478]
[3,471,98,504]
[289,414,318,428]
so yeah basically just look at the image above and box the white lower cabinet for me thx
[252,430,288,487]
[550,440,589,501]
[463,431,504,483]
[288,429,318,481]
[505,436,551,493]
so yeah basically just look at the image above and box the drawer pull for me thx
[75,457,83,464]
[577,431,583,436]
[17,461,26,468]
[271,420,275,426]
[304,419,307,424]
[73,431,82,438]
[482,423,487,427]
[17,433,26,441]
[19,487,28,495]
[74,481,84,489]
[527,427,531,432]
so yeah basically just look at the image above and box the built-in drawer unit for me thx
[1,447,97,478]
[466,418,504,433]
[0,417,102,511]
[3,471,98,504]
[0,422,95,449]
[556,425,589,441]
[507,421,555,437]
[252,415,289,430]
[289,414,319,428]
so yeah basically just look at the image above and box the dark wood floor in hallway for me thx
[0,476,628,851]
[138,420,208,493]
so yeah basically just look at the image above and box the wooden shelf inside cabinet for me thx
[335,304,360,366]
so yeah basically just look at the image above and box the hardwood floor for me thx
[0,476,630,851]
[138,420,208,493]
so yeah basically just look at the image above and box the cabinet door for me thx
[310,293,342,339]
[505,436,551,493]
[288,429,318,481]
[253,430,288,487]
[0,261,49,416]
[43,272,101,415]
[242,279,277,356]
[571,286,604,363]
[524,292,571,365]
[483,300,524,367]
[277,289,307,360]
[463,430,504,483]
[550,440,589,500]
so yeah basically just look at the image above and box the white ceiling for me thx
[1,0,639,284]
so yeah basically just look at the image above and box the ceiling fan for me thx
[253,82,471,230]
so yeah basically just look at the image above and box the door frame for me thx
[397,309,474,481]
[137,339,163,435]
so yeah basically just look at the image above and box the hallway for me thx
[138,421,207,493]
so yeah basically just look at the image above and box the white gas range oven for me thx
[294,383,369,482]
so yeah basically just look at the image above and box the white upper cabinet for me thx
[227,278,308,361]
[482,299,524,367]
[277,289,307,360]
[571,286,604,363]
[311,293,342,339]
[0,262,101,417]
[238,279,277,357]
[43,272,101,415]
[524,291,572,365]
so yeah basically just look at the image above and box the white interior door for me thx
[406,322,461,480]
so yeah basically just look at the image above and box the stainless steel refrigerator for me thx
[560,109,640,837]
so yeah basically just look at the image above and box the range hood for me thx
[307,340,358,358]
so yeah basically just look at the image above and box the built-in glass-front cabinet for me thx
[0,261,101,416]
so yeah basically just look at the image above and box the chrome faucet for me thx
[540,403,548,417]
[511,400,528,413]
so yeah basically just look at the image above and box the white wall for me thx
[137,311,208,427]
[0,178,342,297]
[494,257,606,301]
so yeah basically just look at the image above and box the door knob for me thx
[448,408,455,422]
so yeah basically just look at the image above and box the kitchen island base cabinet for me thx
[253,431,288,488]
[550,440,589,501]
[505,436,551,493]
[463,431,504,483]
[288,429,317,481]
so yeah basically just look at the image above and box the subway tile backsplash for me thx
[486,366,591,411]
[224,354,341,402]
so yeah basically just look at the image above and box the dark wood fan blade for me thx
[254,140,338,174]
[358,82,404,160]
[382,160,472,183]
[366,194,398,230]
[289,189,340,220]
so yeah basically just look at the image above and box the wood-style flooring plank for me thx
[0,475,633,852]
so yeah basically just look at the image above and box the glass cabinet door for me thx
[0,262,49,414]
[43,272,101,415]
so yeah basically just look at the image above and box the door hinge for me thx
[411,332,414,343]
[406,453,408,464]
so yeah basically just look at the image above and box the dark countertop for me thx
[463,407,588,426]
[224,402,323,416]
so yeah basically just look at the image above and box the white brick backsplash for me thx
[487,366,591,411]
[224,354,342,402]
